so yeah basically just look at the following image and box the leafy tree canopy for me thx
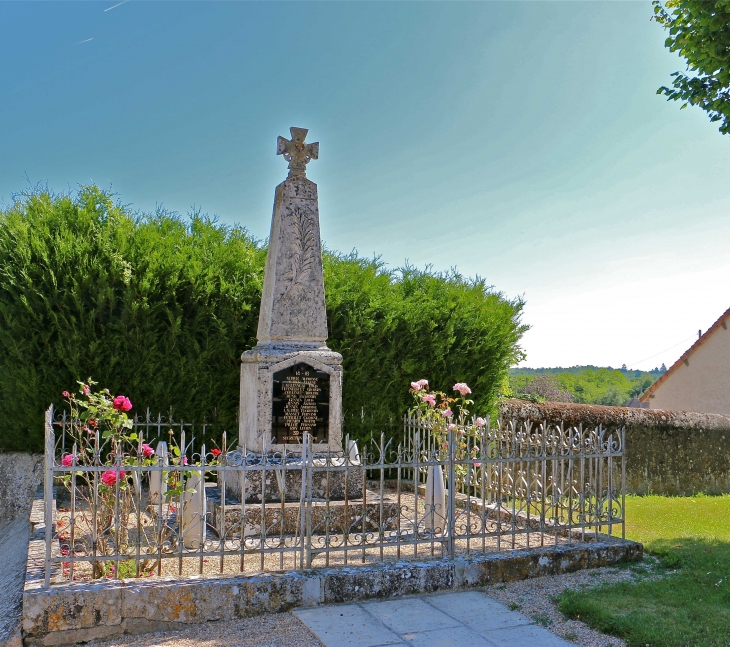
[509,367,658,407]
[515,374,574,403]
[653,0,730,134]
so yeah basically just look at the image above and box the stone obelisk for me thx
[240,128,343,455]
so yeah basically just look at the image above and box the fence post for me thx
[621,426,626,541]
[305,433,313,569]
[447,424,456,560]
[44,406,55,588]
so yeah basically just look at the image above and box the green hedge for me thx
[0,186,527,452]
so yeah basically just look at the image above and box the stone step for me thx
[207,487,399,537]
[221,461,365,504]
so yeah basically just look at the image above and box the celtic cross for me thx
[277,127,319,178]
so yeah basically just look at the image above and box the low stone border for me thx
[22,537,642,646]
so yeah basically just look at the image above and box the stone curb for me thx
[22,538,642,646]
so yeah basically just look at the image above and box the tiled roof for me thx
[640,306,730,402]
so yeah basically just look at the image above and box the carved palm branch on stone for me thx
[280,207,316,302]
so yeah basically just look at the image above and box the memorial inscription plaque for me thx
[272,362,330,444]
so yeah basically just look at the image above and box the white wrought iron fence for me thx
[42,406,625,586]
[54,407,221,458]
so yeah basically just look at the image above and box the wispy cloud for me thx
[104,0,129,12]
[76,38,94,45]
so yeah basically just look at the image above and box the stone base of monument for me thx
[207,486,398,537]
[239,343,345,455]
[222,453,365,503]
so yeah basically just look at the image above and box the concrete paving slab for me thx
[295,591,574,647]
[424,591,532,632]
[362,598,461,635]
[293,604,403,647]
[400,625,497,647]
[483,623,575,647]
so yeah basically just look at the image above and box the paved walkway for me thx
[293,591,573,647]
[0,517,29,647]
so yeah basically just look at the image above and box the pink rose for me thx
[61,454,74,467]
[474,462,482,468]
[62,391,71,398]
[453,383,472,396]
[113,395,133,412]
[475,417,486,427]
[448,424,456,430]
[82,385,90,395]
[101,470,126,487]
[422,394,436,407]
[410,381,423,391]
[417,379,429,388]
[141,443,154,458]
[441,409,453,418]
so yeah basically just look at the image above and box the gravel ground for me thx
[483,558,662,647]
[86,614,323,647]
[55,490,576,582]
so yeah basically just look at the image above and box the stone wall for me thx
[23,540,641,646]
[0,453,43,523]
[499,400,730,496]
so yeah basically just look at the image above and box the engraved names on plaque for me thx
[272,363,329,444]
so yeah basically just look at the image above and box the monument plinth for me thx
[239,127,344,456]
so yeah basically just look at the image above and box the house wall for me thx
[647,319,730,415]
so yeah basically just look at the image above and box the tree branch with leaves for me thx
[653,0,730,134]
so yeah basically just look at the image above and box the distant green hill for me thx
[510,365,665,378]
[507,365,666,407]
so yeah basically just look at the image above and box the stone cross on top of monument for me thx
[277,127,319,178]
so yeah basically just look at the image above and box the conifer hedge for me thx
[0,186,527,452]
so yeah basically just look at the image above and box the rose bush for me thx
[409,379,487,490]
[56,379,183,578]
[113,396,133,412]
[56,378,228,582]
[101,469,126,487]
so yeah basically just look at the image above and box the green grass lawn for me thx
[558,495,730,647]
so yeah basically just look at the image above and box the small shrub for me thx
[518,375,573,403]
[532,613,553,627]
[650,548,685,570]
[115,559,154,579]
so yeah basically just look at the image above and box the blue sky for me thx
[2,1,729,371]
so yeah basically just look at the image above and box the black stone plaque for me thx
[272,363,330,444]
